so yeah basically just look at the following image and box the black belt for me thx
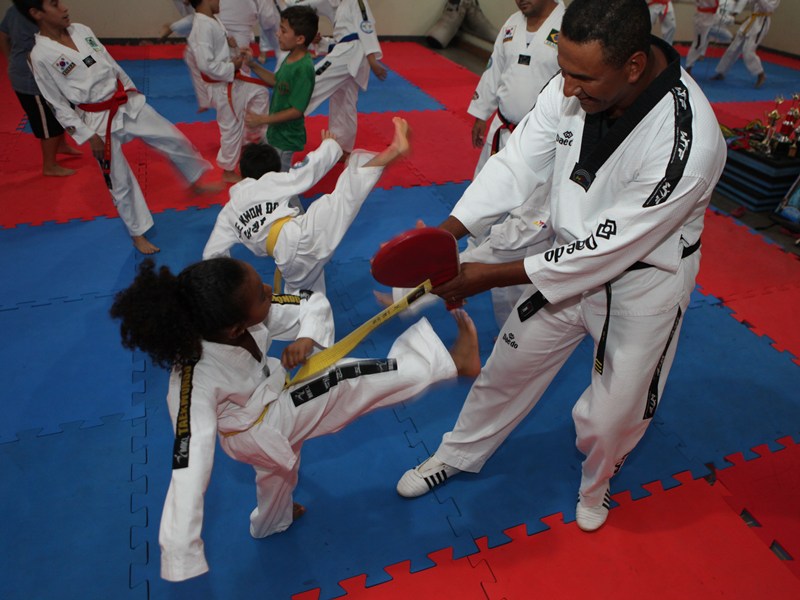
[626,237,701,271]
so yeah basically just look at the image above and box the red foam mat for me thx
[292,548,494,600]
[713,100,780,129]
[475,473,800,599]
[718,437,800,578]
[697,210,800,300]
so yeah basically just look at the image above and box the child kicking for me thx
[16,0,214,255]
[110,256,480,582]
[203,116,410,293]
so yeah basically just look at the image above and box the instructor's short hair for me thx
[12,0,43,24]
[239,143,282,179]
[561,0,652,68]
[280,5,319,47]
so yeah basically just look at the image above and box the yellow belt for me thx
[221,280,434,437]
[743,12,772,34]
[265,216,292,293]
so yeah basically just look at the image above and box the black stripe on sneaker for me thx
[424,470,448,490]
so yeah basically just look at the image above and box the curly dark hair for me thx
[109,258,249,368]
[562,0,651,68]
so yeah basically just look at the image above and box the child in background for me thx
[203,117,409,294]
[110,256,480,582]
[0,4,80,176]
[188,0,270,183]
[15,0,213,254]
[246,5,318,173]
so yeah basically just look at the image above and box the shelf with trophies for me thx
[717,94,800,213]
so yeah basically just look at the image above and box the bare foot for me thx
[132,235,160,254]
[197,107,209,114]
[222,170,241,183]
[292,502,306,521]
[448,308,481,377]
[374,290,393,308]
[711,73,724,81]
[189,180,225,194]
[389,116,411,157]
[43,164,76,177]
[57,144,81,156]
[755,72,766,88]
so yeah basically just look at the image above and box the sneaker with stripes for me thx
[396,456,460,498]
[575,485,612,532]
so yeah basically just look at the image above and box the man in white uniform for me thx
[19,0,212,255]
[711,0,780,88]
[285,0,386,154]
[188,0,271,182]
[380,0,563,328]
[395,0,727,533]
[648,0,675,45]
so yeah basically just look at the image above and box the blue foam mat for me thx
[0,415,145,600]
[0,296,144,443]
[686,57,800,102]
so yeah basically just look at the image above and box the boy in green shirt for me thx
[246,5,318,172]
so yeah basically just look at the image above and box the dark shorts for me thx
[15,91,65,139]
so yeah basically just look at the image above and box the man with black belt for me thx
[395,0,726,533]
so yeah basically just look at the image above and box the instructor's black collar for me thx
[570,36,683,192]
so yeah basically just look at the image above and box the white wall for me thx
[0,0,797,55]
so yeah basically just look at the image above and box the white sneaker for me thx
[396,456,460,498]
[575,486,612,532]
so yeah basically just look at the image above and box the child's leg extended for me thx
[273,310,480,446]
[274,118,410,290]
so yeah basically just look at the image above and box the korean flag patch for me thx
[54,55,76,76]
[502,25,515,43]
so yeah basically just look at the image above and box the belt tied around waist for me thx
[491,109,517,156]
[77,79,136,175]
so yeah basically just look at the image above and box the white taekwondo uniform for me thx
[429,38,726,509]
[158,290,457,581]
[286,0,382,153]
[714,0,779,78]
[648,0,676,45]
[188,12,270,172]
[686,0,749,70]
[219,0,281,59]
[29,23,210,237]
[166,3,215,112]
[203,138,384,293]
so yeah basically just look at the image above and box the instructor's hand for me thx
[471,118,487,148]
[432,260,530,305]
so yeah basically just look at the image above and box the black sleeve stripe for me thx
[643,83,693,208]
[172,363,195,470]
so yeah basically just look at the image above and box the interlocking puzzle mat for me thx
[0,40,798,600]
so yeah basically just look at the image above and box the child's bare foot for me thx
[293,502,306,520]
[711,73,724,81]
[389,117,410,157]
[197,107,209,114]
[221,170,242,183]
[374,290,393,308]
[57,144,81,156]
[448,308,480,377]
[43,164,76,177]
[755,72,766,88]
[132,235,160,255]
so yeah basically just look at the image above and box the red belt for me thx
[201,71,268,118]
[698,1,719,14]
[77,79,136,174]
[491,109,517,156]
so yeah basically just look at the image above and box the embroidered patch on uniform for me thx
[484,57,492,71]
[54,55,76,76]
[82,56,96,68]
[85,36,101,51]
[595,219,617,240]
[545,29,560,48]
[472,91,479,101]
[172,364,195,470]
[360,20,374,34]
[518,54,532,66]
[292,156,310,169]
[502,25,515,42]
